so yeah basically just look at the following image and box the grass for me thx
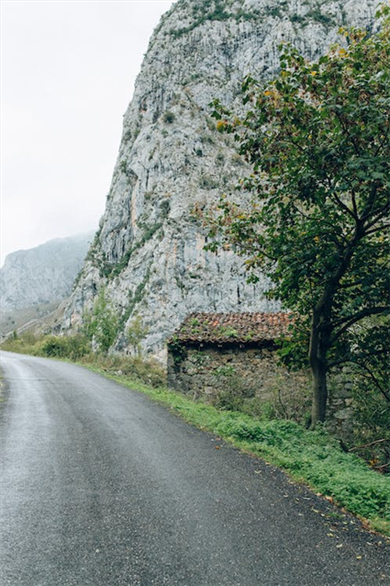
[1,333,390,537]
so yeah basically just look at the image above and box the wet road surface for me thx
[0,351,389,585]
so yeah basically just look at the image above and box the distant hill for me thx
[0,234,93,312]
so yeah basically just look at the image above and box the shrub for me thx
[82,288,119,354]
[38,334,90,360]
[1,332,90,361]
[126,316,149,356]
[39,336,70,358]
[163,111,175,124]
[91,354,166,388]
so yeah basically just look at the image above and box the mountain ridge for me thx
[62,0,377,359]
[0,233,93,312]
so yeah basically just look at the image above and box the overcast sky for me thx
[1,0,175,267]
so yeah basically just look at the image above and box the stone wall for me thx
[326,370,355,441]
[168,342,354,436]
[168,342,311,416]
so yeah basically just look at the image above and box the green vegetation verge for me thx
[1,333,390,537]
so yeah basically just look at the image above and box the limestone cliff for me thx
[63,0,377,359]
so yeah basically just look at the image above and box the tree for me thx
[126,315,149,356]
[207,8,390,426]
[83,288,119,354]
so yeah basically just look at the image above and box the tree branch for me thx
[331,306,390,343]
[350,438,390,452]
[365,223,390,236]
[373,462,390,471]
[360,183,379,223]
[328,359,390,403]
[328,186,359,222]
[333,109,362,156]
[364,203,390,232]
[374,124,390,158]
[355,363,390,403]
[328,348,389,368]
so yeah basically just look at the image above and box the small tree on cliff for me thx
[83,288,118,354]
[208,9,390,426]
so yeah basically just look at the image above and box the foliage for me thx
[84,226,102,267]
[83,287,119,354]
[210,361,311,422]
[291,14,306,25]
[84,354,166,388]
[167,335,188,365]
[1,332,43,355]
[119,160,128,174]
[199,175,219,190]
[351,382,390,471]
[163,111,176,124]
[216,325,239,338]
[212,365,252,411]
[344,318,390,404]
[123,267,151,320]
[306,8,335,27]
[170,0,260,38]
[126,315,149,356]
[0,332,90,360]
[243,373,312,424]
[208,8,390,425]
[38,334,90,360]
[345,317,390,470]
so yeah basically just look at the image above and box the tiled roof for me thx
[170,312,293,345]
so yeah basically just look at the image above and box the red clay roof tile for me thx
[170,312,293,344]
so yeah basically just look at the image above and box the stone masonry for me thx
[167,312,308,404]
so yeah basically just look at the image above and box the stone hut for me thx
[167,312,308,406]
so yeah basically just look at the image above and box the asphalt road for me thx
[0,351,389,586]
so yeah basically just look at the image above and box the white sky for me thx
[0,0,175,267]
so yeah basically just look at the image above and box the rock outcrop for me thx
[62,0,377,359]
[0,234,92,311]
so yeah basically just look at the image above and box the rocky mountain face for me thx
[0,234,92,311]
[62,0,377,360]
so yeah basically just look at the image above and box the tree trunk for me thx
[310,352,328,426]
[309,312,329,427]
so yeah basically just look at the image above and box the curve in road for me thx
[0,351,389,586]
